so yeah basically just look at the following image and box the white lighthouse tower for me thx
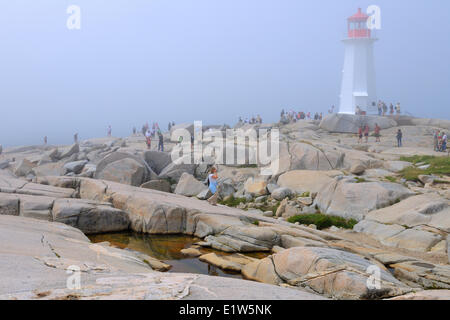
[339,8,377,115]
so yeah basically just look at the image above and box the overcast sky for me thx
[1,0,449,146]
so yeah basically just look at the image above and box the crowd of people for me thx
[356,123,404,147]
[280,109,323,124]
[434,130,448,152]
[375,101,401,116]
[131,122,165,151]
[237,115,263,125]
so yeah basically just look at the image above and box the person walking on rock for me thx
[374,123,381,143]
[207,167,220,206]
[396,129,403,147]
[358,125,363,144]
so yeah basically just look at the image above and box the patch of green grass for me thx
[163,177,177,185]
[399,155,450,181]
[287,213,358,230]
[299,191,310,197]
[354,177,367,183]
[384,176,397,183]
[237,164,258,168]
[218,196,247,207]
[252,220,260,226]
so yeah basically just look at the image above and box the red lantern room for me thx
[347,8,371,38]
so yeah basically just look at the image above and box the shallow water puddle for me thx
[88,232,269,279]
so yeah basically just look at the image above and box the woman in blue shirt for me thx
[207,167,219,205]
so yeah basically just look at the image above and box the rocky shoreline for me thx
[0,114,449,300]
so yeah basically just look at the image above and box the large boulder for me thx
[277,170,341,194]
[158,157,197,183]
[288,142,345,171]
[218,178,235,198]
[271,187,292,201]
[315,178,415,221]
[242,246,410,299]
[174,173,207,197]
[319,113,397,134]
[32,162,65,177]
[143,151,172,175]
[14,159,35,177]
[96,158,146,187]
[244,177,268,196]
[51,198,130,234]
[58,143,79,159]
[63,160,88,174]
[95,152,155,186]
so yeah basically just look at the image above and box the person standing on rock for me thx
[396,129,403,147]
[364,124,369,143]
[396,103,401,115]
[440,132,447,152]
[44,136,47,145]
[434,130,440,151]
[374,123,381,142]
[74,133,78,143]
[158,131,164,152]
[358,125,363,143]
[107,125,112,137]
[145,129,152,149]
[389,104,394,115]
[207,167,220,206]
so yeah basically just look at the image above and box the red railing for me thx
[348,29,371,38]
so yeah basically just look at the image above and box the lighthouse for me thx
[339,8,377,115]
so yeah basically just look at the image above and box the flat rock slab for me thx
[365,193,450,233]
[277,170,341,194]
[0,215,154,296]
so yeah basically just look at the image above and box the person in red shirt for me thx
[374,123,381,143]
[364,125,369,143]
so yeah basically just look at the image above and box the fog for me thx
[1,0,449,146]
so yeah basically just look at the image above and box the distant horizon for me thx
[1,0,450,147]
